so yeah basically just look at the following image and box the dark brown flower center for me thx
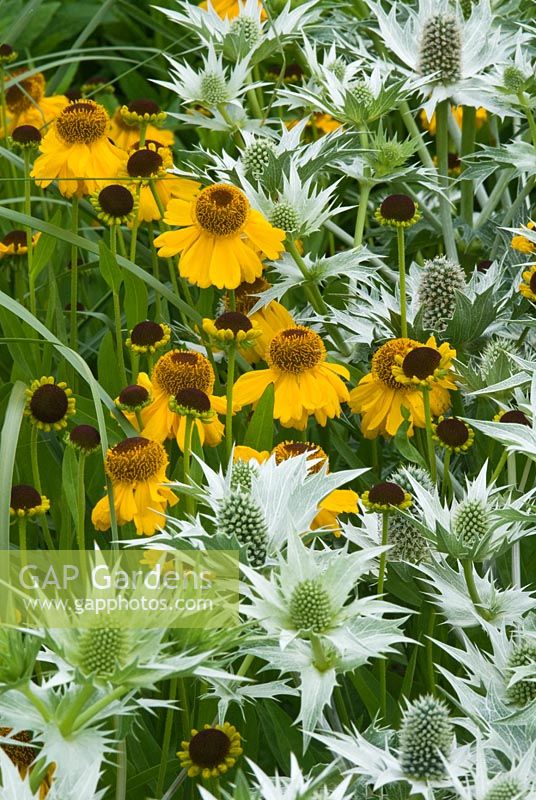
[188,729,231,769]
[69,424,101,451]
[118,385,149,407]
[130,320,165,347]
[30,384,68,423]
[128,98,161,116]
[98,185,134,217]
[436,417,469,447]
[127,148,162,178]
[402,346,441,380]
[530,272,536,294]
[380,194,416,222]
[214,311,252,334]
[477,259,492,273]
[0,44,14,57]
[0,728,37,769]
[10,485,42,511]
[369,481,405,506]
[12,124,41,144]
[175,387,211,413]
[500,410,530,425]
[2,230,27,249]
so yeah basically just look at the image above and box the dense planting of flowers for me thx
[0,0,535,797]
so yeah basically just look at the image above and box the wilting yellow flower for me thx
[519,264,536,303]
[108,106,174,151]
[233,325,350,430]
[153,183,285,289]
[420,105,487,135]
[511,221,536,254]
[133,350,226,450]
[120,141,199,223]
[349,338,452,439]
[2,68,68,135]
[178,722,242,779]
[92,436,178,535]
[31,100,126,198]
[229,277,294,363]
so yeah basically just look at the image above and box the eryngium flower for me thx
[418,256,466,331]
[418,14,462,85]
[399,695,453,780]
[216,491,268,567]
[506,639,536,706]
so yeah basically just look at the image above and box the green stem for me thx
[183,415,194,516]
[29,758,50,795]
[69,196,79,353]
[148,222,162,318]
[507,453,521,590]
[396,226,407,338]
[76,452,86,551]
[435,101,457,261]
[18,517,27,553]
[156,678,178,798]
[422,388,437,484]
[116,724,127,800]
[110,227,128,387]
[23,150,36,316]
[461,559,493,621]
[476,169,513,230]
[491,449,508,484]
[378,513,389,721]
[353,181,371,247]
[59,683,94,735]
[460,106,476,227]
[21,683,51,722]
[225,345,236,463]
[0,69,8,146]
[217,103,245,147]
[399,100,435,170]
[30,427,54,550]
[73,686,128,732]
[441,448,452,503]
[426,606,436,694]
[518,91,536,149]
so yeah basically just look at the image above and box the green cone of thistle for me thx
[202,311,262,349]
[361,481,412,513]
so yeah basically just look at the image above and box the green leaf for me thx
[61,445,79,525]
[97,330,121,396]
[99,240,123,293]
[243,383,274,451]
[393,408,428,470]
[0,382,27,548]
[31,212,60,279]
[123,271,148,330]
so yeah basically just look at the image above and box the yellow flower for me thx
[272,440,358,535]
[178,722,242,779]
[31,100,126,198]
[2,68,68,135]
[233,445,270,463]
[229,277,294,363]
[108,108,174,151]
[24,376,75,432]
[420,105,487,135]
[512,221,536,254]
[233,326,350,430]
[391,335,457,389]
[202,311,262,349]
[133,350,226,450]
[349,338,452,439]
[91,436,178,535]
[519,264,536,302]
[121,141,200,224]
[125,320,171,355]
[153,182,285,289]
[0,229,41,257]
[9,485,50,518]
[375,194,421,228]
[199,0,264,18]
[0,727,55,797]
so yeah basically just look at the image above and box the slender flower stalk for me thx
[183,414,195,515]
[397,226,408,337]
[76,451,86,551]
[435,100,457,261]
[225,344,236,463]
[378,512,389,721]
[109,226,128,387]
[459,105,476,226]
[22,149,36,315]
[461,559,493,621]
[30,426,54,550]
[422,387,437,484]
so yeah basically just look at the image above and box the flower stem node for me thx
[178,722,242,779]
[399,694,454,780]
[24,376,76,431]
[361,481,412,513]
